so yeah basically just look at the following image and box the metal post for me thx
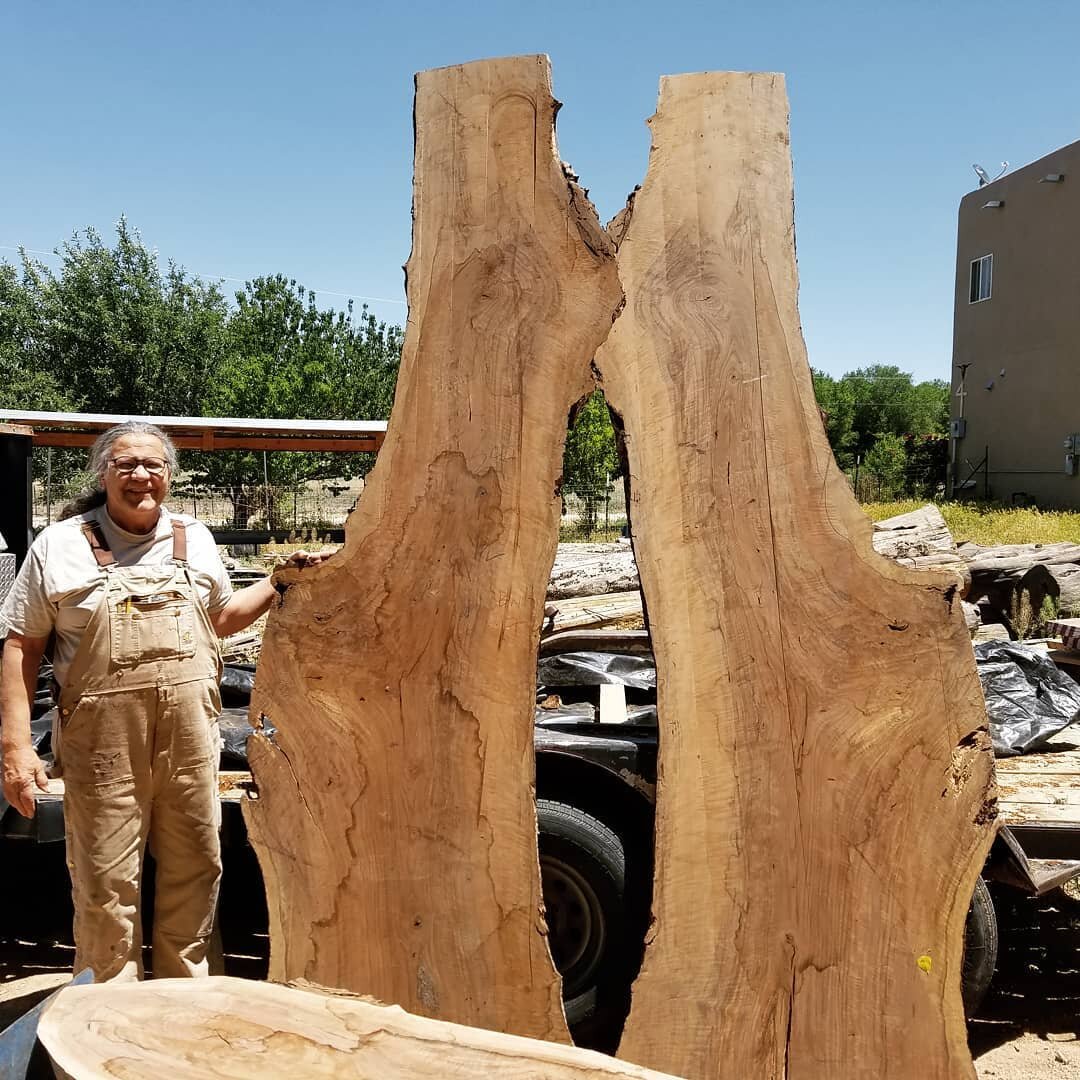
[263,451,270,528]
[0,425,34,569]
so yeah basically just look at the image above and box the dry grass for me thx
[862,501,1080,548]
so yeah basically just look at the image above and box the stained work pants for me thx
[59,678,222,981]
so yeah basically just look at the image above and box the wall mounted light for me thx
[1039,173,1065,183]
[981,200,1005,209]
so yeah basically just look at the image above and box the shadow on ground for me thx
[968,883,1080,1058]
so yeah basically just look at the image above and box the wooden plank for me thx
[38,977,682,1080]
[597,72,995,1079]
[996,753,1080,775]
[997,787,1080,806]
[1047,619,1080,650]
[241,55,622,1040]
[998,802,1080,825]
[544,590,644,632]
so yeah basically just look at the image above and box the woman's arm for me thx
[0,633,51,817]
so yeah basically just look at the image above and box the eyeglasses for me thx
[109,456,169,476]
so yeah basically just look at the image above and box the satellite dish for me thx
[973,161,1009,187]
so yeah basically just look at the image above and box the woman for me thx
[0,421,328,981]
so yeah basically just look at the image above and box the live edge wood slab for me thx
[241,55,622,1043]
[597,72,996,1079]
[37,978,682,1080]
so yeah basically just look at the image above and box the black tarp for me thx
[974,640,1080,756]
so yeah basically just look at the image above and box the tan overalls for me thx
[55,517,223,981]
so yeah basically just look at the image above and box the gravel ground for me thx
[3,851,1079,1078]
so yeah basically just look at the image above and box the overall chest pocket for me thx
[110,591,198,665]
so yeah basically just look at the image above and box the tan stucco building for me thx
[950,140,1080,504]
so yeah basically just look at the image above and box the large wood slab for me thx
[39,977,683,1080]
[596,72,996,1079]
[242,55,622,1040]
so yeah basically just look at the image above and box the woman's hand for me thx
[2,744,49,818]
[281,548,337,570]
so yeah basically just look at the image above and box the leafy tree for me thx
[811,369,859,468]
[8,220,229,418]
[862,432,908,498]
[839,365,949,455]
[812,365,950,495]
[0,267,72,413]
[194,275,403,527]
[562,391,620,536]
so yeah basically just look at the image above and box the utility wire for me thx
[0,244,408,306]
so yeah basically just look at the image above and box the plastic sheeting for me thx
[221,665,256,705]
[536,651,656,691]
[974,640,1080,757]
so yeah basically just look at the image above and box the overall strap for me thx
[171,519,189,564]
[81,520,116,567]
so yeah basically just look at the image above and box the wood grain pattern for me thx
[242,55,622,1040]
[596,72,996,1079]
[38,977,683,1080]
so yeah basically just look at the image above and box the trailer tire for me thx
[537,799,628,1047]
[962,876,998,1017]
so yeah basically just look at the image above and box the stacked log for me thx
[549,507,1080,643]
[870,504,970,590]
[960,541,1080,624]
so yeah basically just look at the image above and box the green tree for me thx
[811,369,859,469]
[839,365,949,455]
[0,263,74,412]
[562,391,619,536]
[812,365,950,496]
[10,220,229,417]
[195,275,403,527]
[862,432,908,498]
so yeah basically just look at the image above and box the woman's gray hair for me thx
[86,421,178,482]
[60,421,178,519]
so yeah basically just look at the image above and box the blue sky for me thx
[3,0,1078,384]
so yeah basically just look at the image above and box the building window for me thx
[969,254,992,303]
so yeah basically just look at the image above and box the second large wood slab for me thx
[242,55,622,1041]
[597,72,996,1079]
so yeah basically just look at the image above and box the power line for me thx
[0,244,408,307]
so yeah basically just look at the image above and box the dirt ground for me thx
[3,872,1080,1077]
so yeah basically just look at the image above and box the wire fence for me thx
[30,474,630,541]
[559,483,628,542]
[30,468,945,541]
[844,464,947,504]
[31,478,365,532]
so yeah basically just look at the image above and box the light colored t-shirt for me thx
[0,506,234,688]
